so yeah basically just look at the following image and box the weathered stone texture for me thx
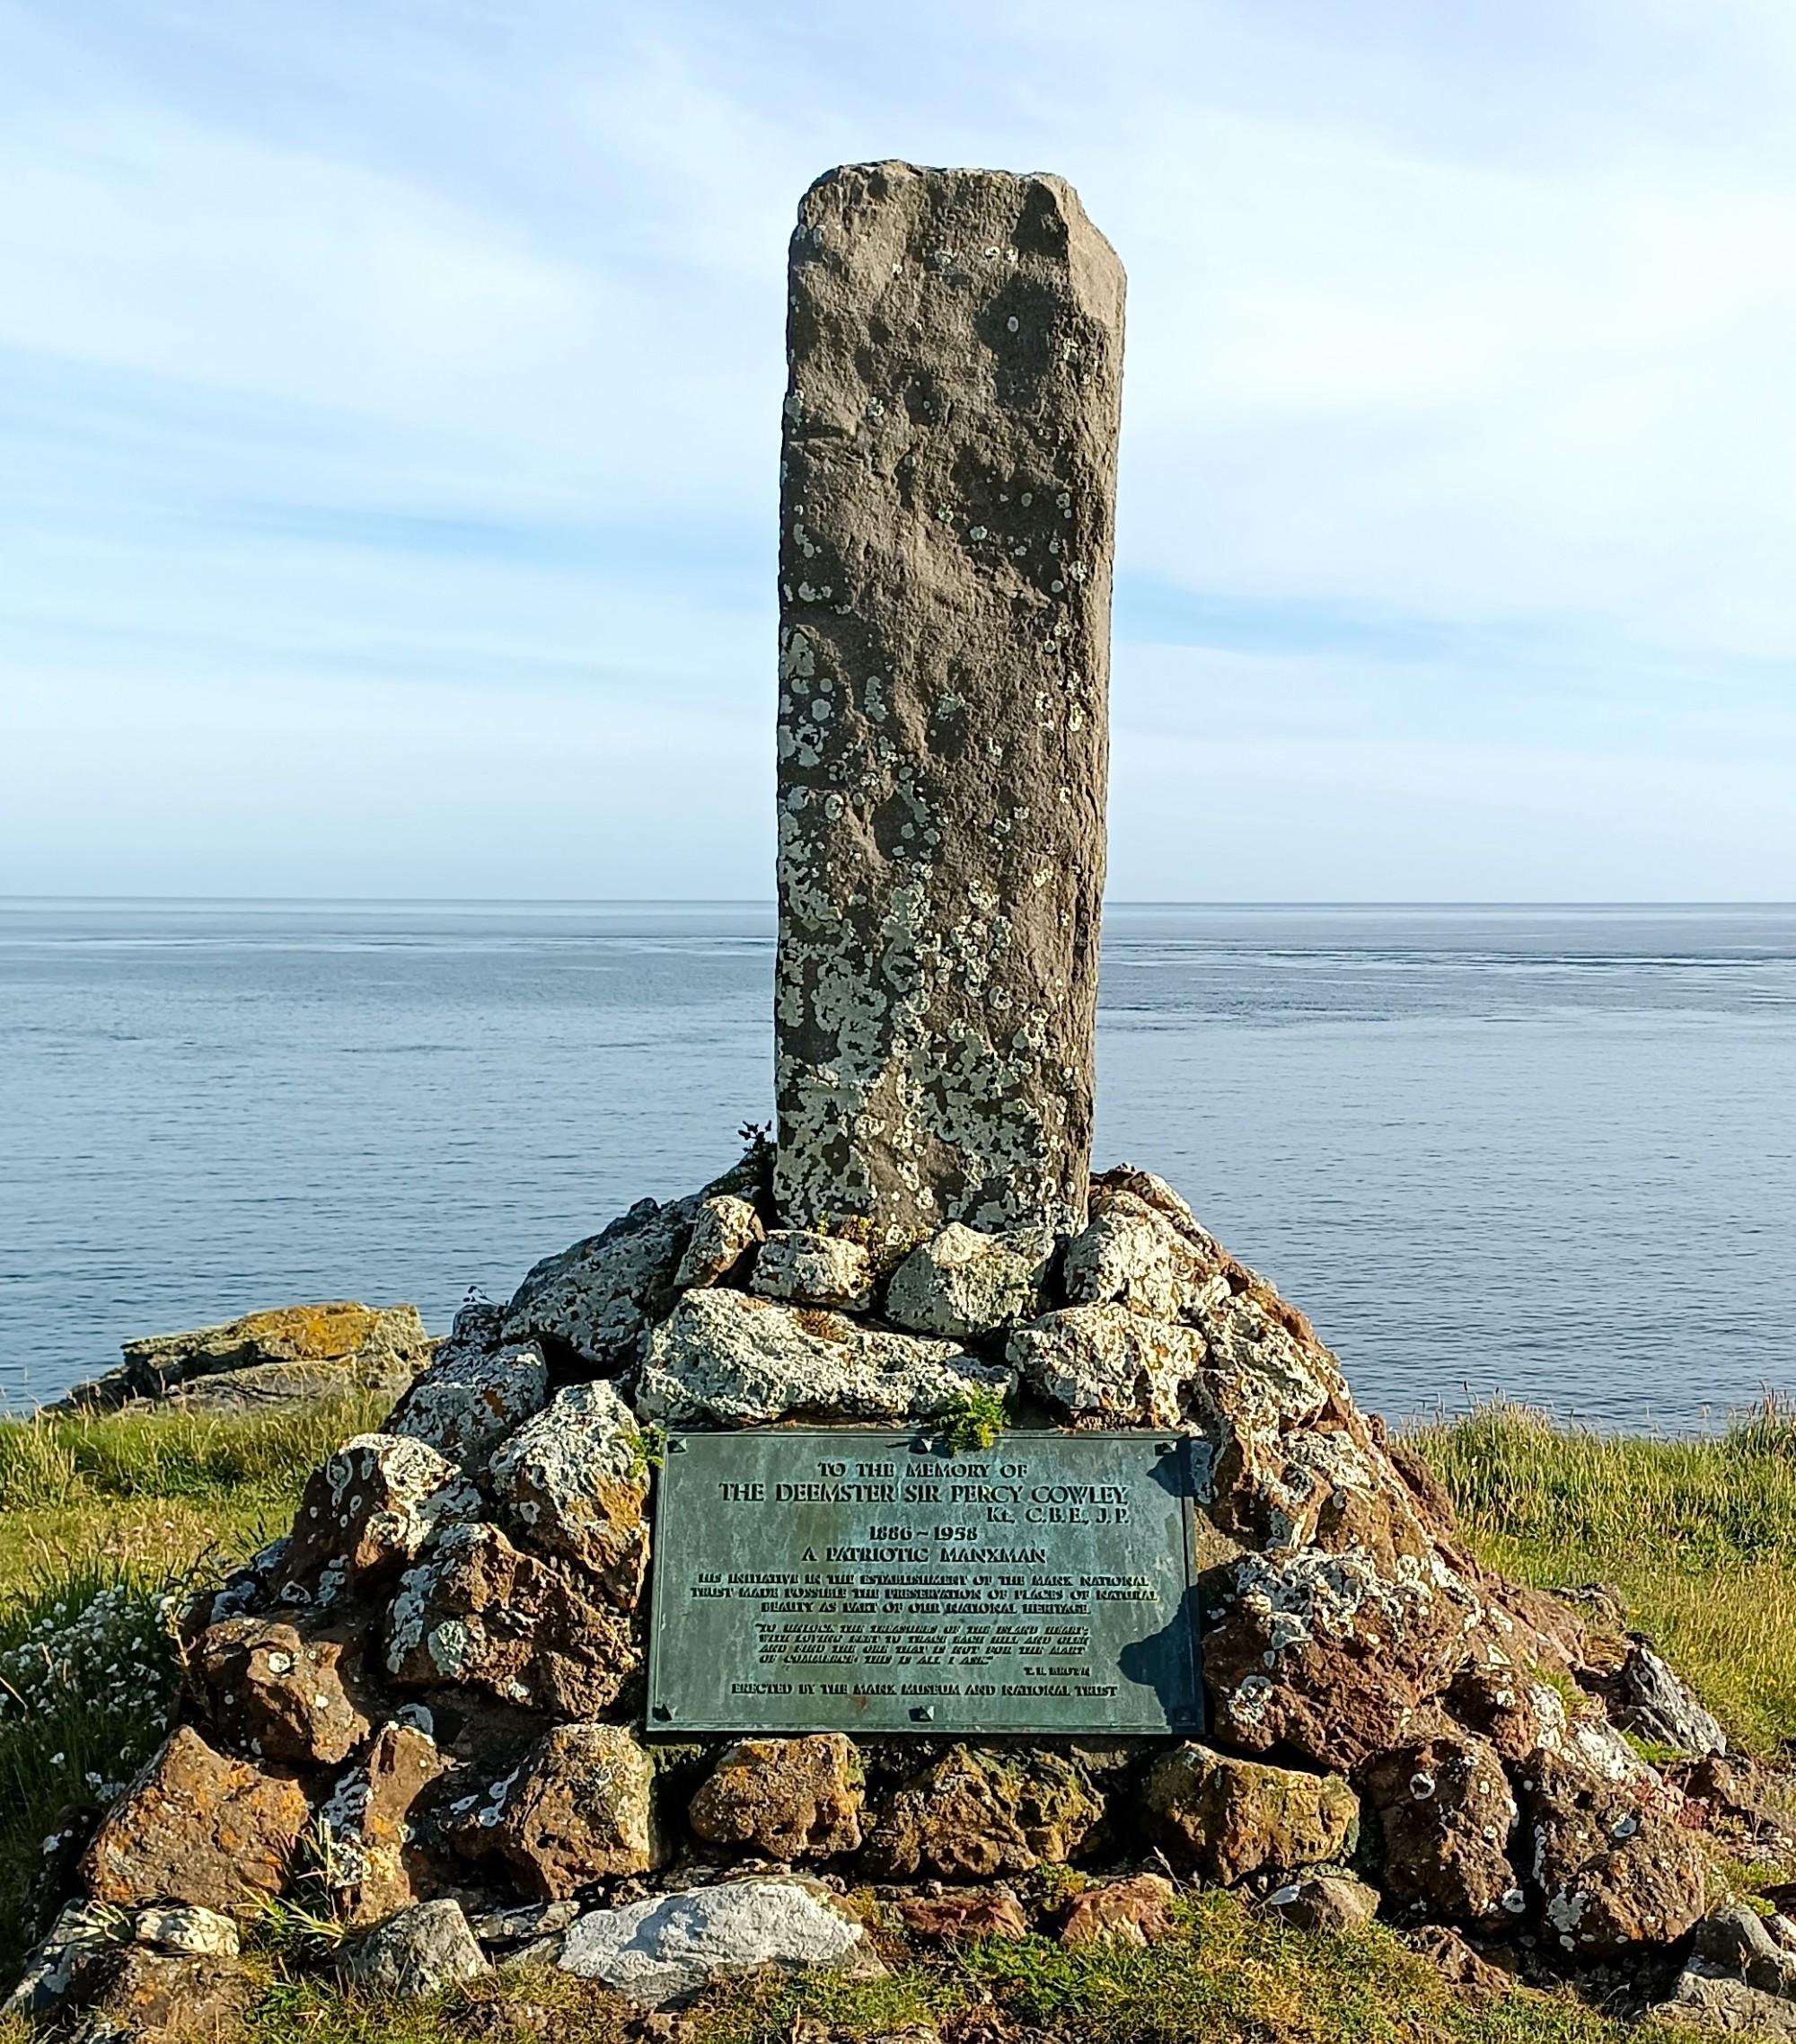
[82,1726,309,1912]
[773,161,1124,1241]
[316,1722,448,1926]
[860,1747,1104,1879]
[885,1222,1054,1336]
[635,1288,1008,1427]
[451,1722,657,1900]
[190,1614,371,1766]
[1140,1745,1358,1886]
[688,1734,865,1860]
[558,1878,867,2007]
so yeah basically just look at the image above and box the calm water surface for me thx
[2,901,1792,1428]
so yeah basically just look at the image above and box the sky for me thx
[3,0,1796,900]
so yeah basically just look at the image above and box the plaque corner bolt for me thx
[651,1704,674,1722]
[666,1437,688,1453]
[910,1705,936,1722]
[1156,1440,1177,1455]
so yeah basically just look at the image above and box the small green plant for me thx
[939,1385,1009,1454]
[241,1888,351,1956]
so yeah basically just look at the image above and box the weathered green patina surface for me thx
[647,1429,1202,1735]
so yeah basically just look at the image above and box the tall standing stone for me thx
[774,163,1125,1241]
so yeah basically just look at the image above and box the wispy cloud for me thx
[1,0,1793,895]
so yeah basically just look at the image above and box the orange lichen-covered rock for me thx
[82,1726,308,1912]
[688,1734,865,1860]
[1059,1874,1176,1947]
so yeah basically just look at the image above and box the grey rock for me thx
[344,1899,488,1998]
[1007,1302,1207,1427]
[1267,1873,1380,1933]
[1061,1207,1219,1320]
[487,1380,649,1604]
[1660,1969,1796,2037]
[1088,1165,1219,1250]
[772,162,1124,1242]
[635,1288,1010,1427]
[751,1229,875,1310]
[885,1223,1055,1337]
[1692,1905,1796,1999]
[276,1433,479,1604]
[504,1194,700,1369]
[1611,1634,1727,1758]
[2,1902,118,2018]
[466,1899,583,1945]
[133,1907,240,1958]
[388,1338,550,1471]
[674,1194,766,1289]
[558,1877,866,2007]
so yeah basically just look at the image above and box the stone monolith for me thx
[773,162,1125,1240]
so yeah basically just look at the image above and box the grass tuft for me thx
[1406,1396,1796,1754]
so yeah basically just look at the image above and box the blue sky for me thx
[3,0,1795,899]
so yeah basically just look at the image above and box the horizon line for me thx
[4,895,1796,912]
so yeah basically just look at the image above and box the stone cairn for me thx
[12,163,1779,2034]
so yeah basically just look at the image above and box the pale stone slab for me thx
[774,162,1124,1241]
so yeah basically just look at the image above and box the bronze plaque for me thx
[646,1428,1202,1735]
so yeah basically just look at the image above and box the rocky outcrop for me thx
[53,1946,257,2042]
[276,1434,478,1606]
[688,1734,865,1860]
[316,1722,448,1925]
[383,1520,640,1715]
[636,1289,1008,1426]
[1652,1907,1796,2037]
[1602,1634,1728,1758]
[1058,1873,1175,1946]
[1269,1873,1380,1933]
[343,1899,488,1997]
[12,1154,1746,2017]
[899,1891,1029,1941]
[388,1323,549,1471]
[1008,1303,1207,1427]
[487,1380,650,1605]
[190,1613,372,1766]
[1517,1749,1706,1957]
[57,1301,434,1414]
[1362,1735,1520,1928]
[751,1230,875,1310]
[674,1194,765,1289]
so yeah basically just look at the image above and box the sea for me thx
[2,900,1792,1431]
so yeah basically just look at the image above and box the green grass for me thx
[0,1392,1787,2044]
[0,1395,387,1975]
[1406,1397,1796,1755]
[67,1894,1705,2044]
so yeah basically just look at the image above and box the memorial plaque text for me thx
[647,1430,1202,1736]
